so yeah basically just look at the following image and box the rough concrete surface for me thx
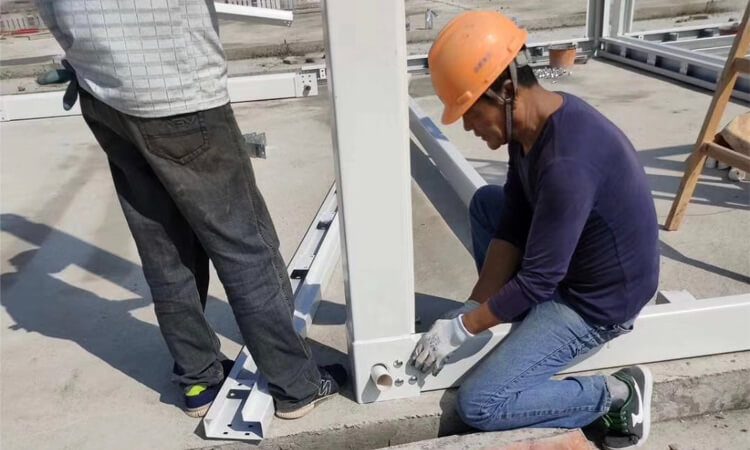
[386,409,750,450]
[1,57,749,450]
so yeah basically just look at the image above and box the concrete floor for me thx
[387,408,750,449]
[1,59,748,449]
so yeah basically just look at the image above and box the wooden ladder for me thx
[664,4,750,231]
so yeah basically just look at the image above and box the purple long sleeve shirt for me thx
[489,93,660,326]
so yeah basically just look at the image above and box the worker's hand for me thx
[411,315,474,376]
[440,299,481,320]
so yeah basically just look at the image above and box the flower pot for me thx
[549,44,576,68]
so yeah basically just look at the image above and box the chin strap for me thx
[486,48,530,143]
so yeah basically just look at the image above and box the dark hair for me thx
[489,46,538,92]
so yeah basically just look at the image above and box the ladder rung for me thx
[734,57,750,75]
[702,141,750,172]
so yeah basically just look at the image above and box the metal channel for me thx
[662,35,736,51]
[599,36,750,102]
[203,185,341,441]
[626,23,734,42]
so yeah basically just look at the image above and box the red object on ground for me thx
[493,430,594,450]
[549,44,577,68]
[11,29,40,35]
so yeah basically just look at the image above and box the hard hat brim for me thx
[441,103,468,125]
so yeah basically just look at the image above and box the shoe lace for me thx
[603,373,635,435]
[602,408,629,434]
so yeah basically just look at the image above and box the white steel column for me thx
[610,0,635,36]
[322,0,418,403]
[587,0,611,41]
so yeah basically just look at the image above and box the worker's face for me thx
[462,97,507,150]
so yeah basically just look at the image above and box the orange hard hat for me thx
[429,11,528,125]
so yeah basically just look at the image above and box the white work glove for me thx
[440,299,481,320]
[411,314,474,376]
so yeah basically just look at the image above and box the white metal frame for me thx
[598,1,749,101]
[213,2,293,27]
[324,0,750,406]
[0,72,318,122]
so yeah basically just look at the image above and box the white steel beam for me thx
[322,0,417,403]
[213,2,293,27]
[409,98,487,208]
[363,293,750,394]
[0,72,318,122]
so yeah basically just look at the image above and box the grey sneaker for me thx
[602,365,654,449]
[275,364,347,420]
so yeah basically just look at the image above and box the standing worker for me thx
[411,11,660,450]
[34,0,344,418]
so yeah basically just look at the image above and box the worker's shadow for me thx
[0,214,243,408]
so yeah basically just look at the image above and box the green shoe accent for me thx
[185,384,208,397]
[604,373,635,434]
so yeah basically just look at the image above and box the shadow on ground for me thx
[0,214,295,408]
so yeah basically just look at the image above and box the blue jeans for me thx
[459,185,633,431]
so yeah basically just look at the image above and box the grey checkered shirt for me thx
[36,0,230,117]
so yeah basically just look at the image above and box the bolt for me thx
[408,376,418,385]
[393,360,403,368]
[395,378,404,387]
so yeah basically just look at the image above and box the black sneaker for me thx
[602,365,654,449]
[275,364,347,420]
[183,359,235,418]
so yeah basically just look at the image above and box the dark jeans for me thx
[78,89,320,411]
[459,185,633,431]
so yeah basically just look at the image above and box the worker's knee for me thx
[456,383,514,431]
[469,185,504,224]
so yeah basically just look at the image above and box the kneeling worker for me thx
[411,11,660,450]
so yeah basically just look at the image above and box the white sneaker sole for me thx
[603,365,654,450]
[636,365,653,448]
[275,393,335,420]
[184,403,211,418]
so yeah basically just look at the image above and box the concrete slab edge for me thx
[194,361,750,450]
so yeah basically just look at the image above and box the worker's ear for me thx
[499,79,514,102]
